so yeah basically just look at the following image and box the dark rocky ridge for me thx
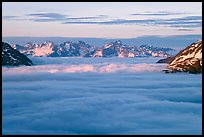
[156,57,175,64]
[2,42,33,66]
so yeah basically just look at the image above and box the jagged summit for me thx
[11,40,174,58]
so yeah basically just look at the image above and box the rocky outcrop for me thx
[166,40,202,74]
[2,42,33,66]
[156,57,175,64]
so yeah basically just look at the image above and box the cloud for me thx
[60,13,201,29]
[155,17,201,29]
[131,11,185,16]
[2,57,202,134]
[2,63,166,75]
[28,18,61,22]
[62,19,157,25]
[3,15,19,19]
[27,13,67,19]
[176,28,195,31]
[62,16,201,30]
[27,13,108,20]
[25,12,108,22]
[170,24,201,29]
[25,12,68,22]
[65,15,108,20]
[169,16,202,21]
[3,11,201,30]
[163,16,202,28]
[2,15,25,21]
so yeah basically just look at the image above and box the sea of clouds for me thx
[2,57,202,135]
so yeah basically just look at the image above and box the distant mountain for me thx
[13,41,96,57]
[52,41,96,57]
[3,34,201,49]
[2,42,33,66]
[11,40,174,58]
[164,40,202,74]
[93,40,174,58]
[93,40,126,57]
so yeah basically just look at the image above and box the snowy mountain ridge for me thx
[12,40,174,58]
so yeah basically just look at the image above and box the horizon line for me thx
[2,34,202,39]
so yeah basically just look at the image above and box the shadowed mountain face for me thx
[166,40,202,74]
[2,42,33,66]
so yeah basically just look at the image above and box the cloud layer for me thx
[3,11,201,31]
[130,11,185,16]
[2,57,202,135]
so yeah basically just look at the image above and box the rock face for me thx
[156,57,175,64]
[12,40,174,58]
[166,40,202,74]
[2,42,33,66]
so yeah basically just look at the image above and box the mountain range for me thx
[2,40,202,74]
[11,40,174,58]
[3,34,201,49]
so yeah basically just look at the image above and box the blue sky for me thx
[2,2,202,38]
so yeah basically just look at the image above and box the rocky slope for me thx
[2,42,33,66]
[166,40,202,74]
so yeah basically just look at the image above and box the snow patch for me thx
[33,46,54,56]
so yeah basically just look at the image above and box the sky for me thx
[2,2,202,38]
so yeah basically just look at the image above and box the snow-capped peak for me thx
[12,40,175,58]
